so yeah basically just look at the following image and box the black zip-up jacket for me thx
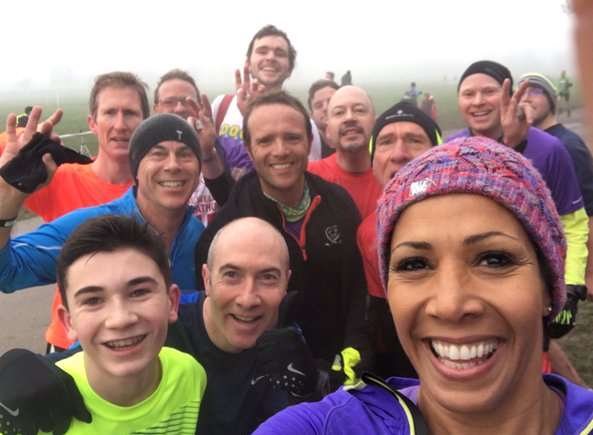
[196,171,372,367]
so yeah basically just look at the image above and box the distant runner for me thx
[558,69,573,117]
[402,81,422,107]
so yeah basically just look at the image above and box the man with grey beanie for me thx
[0,111,205,308]
[520,72,593,301]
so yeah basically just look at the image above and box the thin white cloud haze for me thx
[2,0,574,97]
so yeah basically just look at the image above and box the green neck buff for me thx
[264,183,311,223]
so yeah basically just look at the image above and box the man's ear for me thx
[87,113,97,134]
[167,284,181,323]
[202,264,211,297]
[57,304,78,342]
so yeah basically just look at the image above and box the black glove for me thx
[0,132,92,193]
[317,359,346,394]
[317,347,363,393]
[0,349,91,435]
[547,285,587,339]
[253,327,318,398]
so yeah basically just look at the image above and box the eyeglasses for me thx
[524,87,546,97]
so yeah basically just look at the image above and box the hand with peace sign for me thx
[500,79,534,147]
[0,106,63,245]
[187,95,224,179]
[0,106,62,171]
[235,64,265,116]
[187,95,216,157]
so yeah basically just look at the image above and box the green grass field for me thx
[1,84,591,385]
[0,96,98,152]
[0,79,467,157]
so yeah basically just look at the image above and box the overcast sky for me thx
[1,0,574,95]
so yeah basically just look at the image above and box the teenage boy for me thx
[0,215,206,434]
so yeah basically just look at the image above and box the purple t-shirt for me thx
[447,128,583,215]
[253,375,593,434]
[217,135,254,179]
[285,219,304,241]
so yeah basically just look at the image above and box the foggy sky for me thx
[1,0,574,96]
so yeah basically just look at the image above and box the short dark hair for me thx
[89,71,150,120]
[246,25,297,73]
[307,79,339,109]
[243,91,312,146]
[154,69,200,104]
[57,215,171,309]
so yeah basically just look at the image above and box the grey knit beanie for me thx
[518,73,558,113]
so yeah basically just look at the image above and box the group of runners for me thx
[0,6,593,434]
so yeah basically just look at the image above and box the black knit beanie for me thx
[458,60,513,95]
[370,102,442,159]
[128,113,201,179]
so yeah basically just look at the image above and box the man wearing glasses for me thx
[520,72,593,301]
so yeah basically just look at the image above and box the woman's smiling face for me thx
[387,193,549,414]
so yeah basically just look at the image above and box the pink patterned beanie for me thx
[377,136,566,318]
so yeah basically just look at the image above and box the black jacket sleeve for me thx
[204,170,235,207]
